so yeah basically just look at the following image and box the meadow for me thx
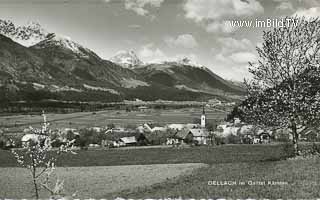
[112,157,320,199]
[0,144,291,167]
[0,141,318,198]
[0,163,206,199]
[0,107,226,132]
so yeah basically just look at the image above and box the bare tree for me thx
[241,17,320,155]
[11,112,75,199]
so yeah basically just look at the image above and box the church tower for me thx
[201,106,206,128]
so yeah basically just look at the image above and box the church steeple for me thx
[201,105,206,128]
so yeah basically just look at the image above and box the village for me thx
[1,104,317,151]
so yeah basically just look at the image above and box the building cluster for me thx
[108,107,210,147]
[16,107,210,148]
[215,117,320,144]
[4,107,320,150]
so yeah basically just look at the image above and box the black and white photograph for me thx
[0,0,320,199]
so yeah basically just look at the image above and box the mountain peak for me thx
[0,19,48,47]
[32,33,91,58]
[159,57,204,68]
[110,50,143,68]
[176,57,204,67]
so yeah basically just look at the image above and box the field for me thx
[0,144,291,167]
[113,157,320,199]
[0,107,226,131]
[0,144,298,198]
[0,143,319,198]
[0,163,206,199]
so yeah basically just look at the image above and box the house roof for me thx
[120,136,137,144]
[175,129,190,139]
[175,128,208,139]
[189,129,209,137]
[21,134,40,142]
[168,124,186,130]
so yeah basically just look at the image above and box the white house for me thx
[189,128,209,145]
[143,124,167,132]
[175,128,209,145]
[21,134,49,147]
[120,136,137,146]
[167,124,187,131]
[207,99,222,106]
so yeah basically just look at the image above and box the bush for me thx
[51,139,65,148]
[146,131,175,145]
[282,142,295,157]
[77,129,106,148]
[214,136,225,145]
[299,143,320,157]
[12,136,22,148]
[0,137,6,149]
[225,134,241,144]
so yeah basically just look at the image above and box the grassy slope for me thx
[1,144,318,198]
[110,157,320,199]
[0,144,290,167]
[0,164,206,199]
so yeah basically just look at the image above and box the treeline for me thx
[0,84,122,104]
[0,101,118,114]
[123,85,216,102]
[0,81,224,113]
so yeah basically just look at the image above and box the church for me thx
[201,106,206,128]
[174,106,209,145]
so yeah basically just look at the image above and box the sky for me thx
[0,0,319,81]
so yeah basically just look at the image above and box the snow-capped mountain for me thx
[0,19,91,58]
[0,20,245,103]
[176,57,204,67]
[146,56,205,68]
[0,19,48,47]
[110,50,143,68]
[32,33,94,58]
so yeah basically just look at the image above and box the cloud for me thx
[206,21,240,33]
[183,0,264,33]
[293,7,320,19]
[211,52,255,81]
[128,24,142,29]
[184,0,264,21]
[164,34,198,49]
[138,43,168,63]
[124,0,164,17]
[229,51,258,63]
[210,37,257,81]
[138,43,200,64]
[214,37,254,54]
[297,0,320,8]
[276,1,294,11]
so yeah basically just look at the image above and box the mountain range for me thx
[0,19,245,105]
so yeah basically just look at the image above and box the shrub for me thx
[299,143,320,157]
[225,134,241,144]
[0,136,7,149]
[214,136,225,145]
[282,142,295,157]
[77,129,106,148]
[11,136,22,148]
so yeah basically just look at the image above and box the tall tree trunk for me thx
[291,123,299,155]
[31,152,39,199]
[32,172,39,199]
